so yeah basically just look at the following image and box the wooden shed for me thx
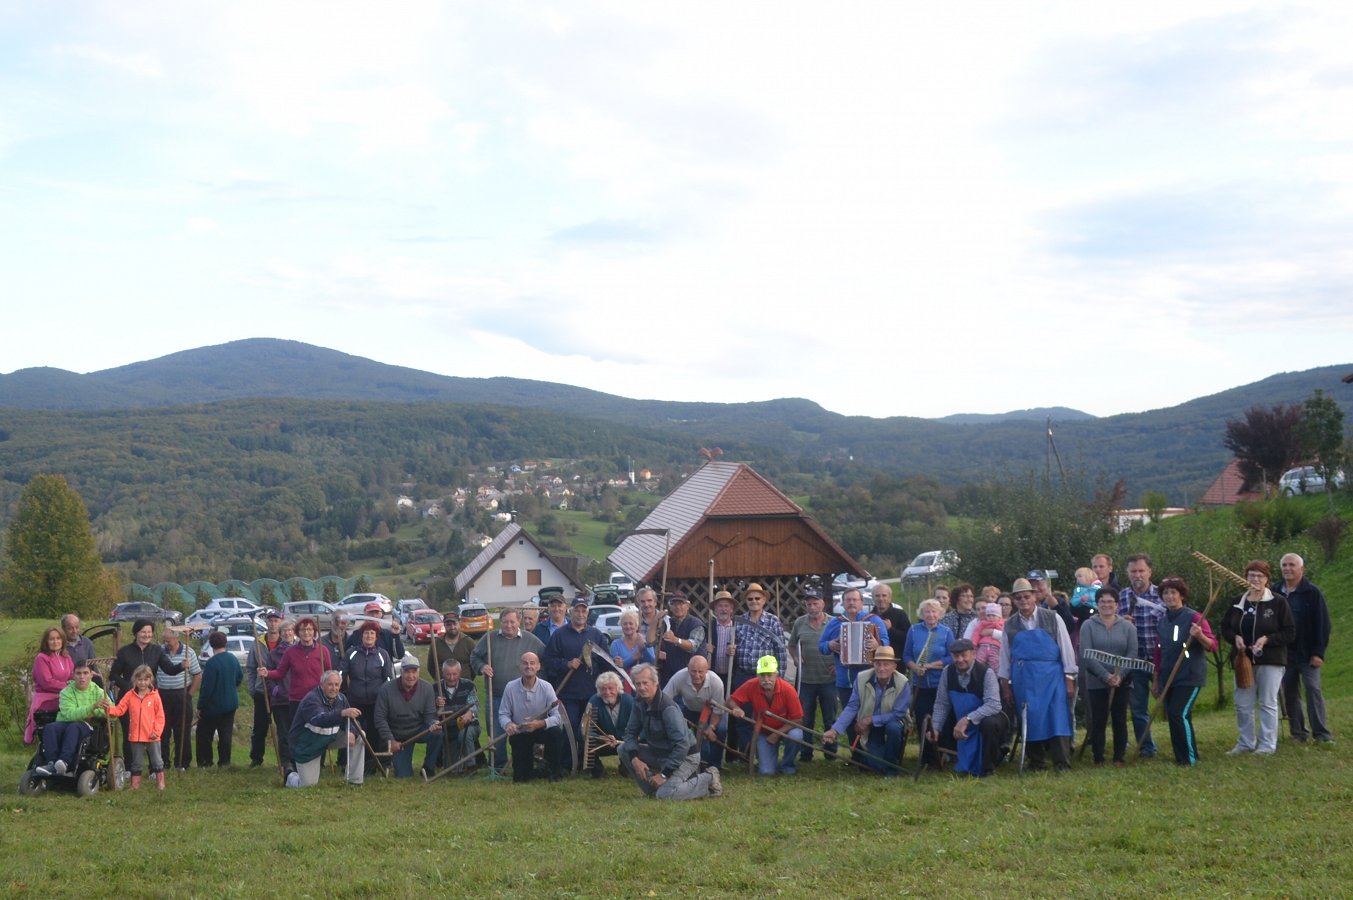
[607,460,867,621]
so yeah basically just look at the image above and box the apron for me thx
[1011,626,1072,741]
[949,687,984,775]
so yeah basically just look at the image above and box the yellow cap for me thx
[755,655,778,675]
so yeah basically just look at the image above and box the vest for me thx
[945,660,990,697]
[1002,607,1059,646]
[659,615,705,681]
[1158,606,1208,689]
[853,668,907,721]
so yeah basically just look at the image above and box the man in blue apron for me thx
[998,578,1077,771]
[930,638,1008,777]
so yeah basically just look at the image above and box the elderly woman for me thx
[941,584,979,645]
[1221,560,1295,755]
[903,598,955,769]
[26,627,74,745]
[1154,576,1216,766]
[586,671,634,778]
[1078,588,1136,767]
[611,610,654,674]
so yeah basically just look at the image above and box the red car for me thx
[406,610,445,644]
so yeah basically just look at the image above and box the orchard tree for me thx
[1223,403,1306,495]
[0,474,109,618]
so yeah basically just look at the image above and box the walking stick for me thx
[1018,703,1028,777]
[429,637,442,766]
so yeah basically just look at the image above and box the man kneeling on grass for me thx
[286,670,364,788]
[620,663,722,800]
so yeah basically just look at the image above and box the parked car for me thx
[185,609,228,629]
[211,615,266,639]
[587,604,623,627]
[831,573,879,598]
[593,611,624,641]
[337,593,393,615]
[283,600,338,619]
[457,603,494,637]
[590,585,622,606]
[607,571,636,600]
[200,635,256,666]
[901,550,960,583]
[202,597,260,616]
[406,610,445,644]
[1279,465,1346,496]
[110,601,183,625]
[394,598,428,628]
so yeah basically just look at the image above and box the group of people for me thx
[23,549,1333,798]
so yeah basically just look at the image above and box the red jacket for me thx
[267,643,332,704]
[729,677,804,725]
[109,688,166,742]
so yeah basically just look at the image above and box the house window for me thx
[527,569,542,586]
[501,570,517,587]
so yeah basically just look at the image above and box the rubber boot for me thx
[154,771,166,791]
[131,775,142,790]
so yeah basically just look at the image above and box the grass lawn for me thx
[3,677,1349,897]
[554,510,614,564]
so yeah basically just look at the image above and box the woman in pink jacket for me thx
[25,627,74,745]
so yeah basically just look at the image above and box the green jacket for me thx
[57,681,107,722]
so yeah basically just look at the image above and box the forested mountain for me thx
[1,340,1349,587]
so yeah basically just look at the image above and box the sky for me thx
[3,1,1352,418]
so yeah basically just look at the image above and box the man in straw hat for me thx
[999,578,1077,772]
[823,645,909,776]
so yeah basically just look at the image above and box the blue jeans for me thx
[1129,671,1157,756]
[390,731,443,777]
[861,720,905,775]
[797,682,838,761]
[755,728,803,775]
[682,708,728,768]
[488,695,507,772]
[41,720,93,768]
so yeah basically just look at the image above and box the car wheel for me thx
[76,770,100,797]
[18,770,46,797]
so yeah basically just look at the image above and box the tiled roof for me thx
[453,522,586,595]
[1199,459,1263,506]
[708,466,802,516]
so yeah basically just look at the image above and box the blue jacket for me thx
[820,612,891,689]
[542,624,612,701]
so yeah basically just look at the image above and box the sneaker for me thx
[52,759,68,775]
[1226,746,1253,756]
[33,765,53,777]
[706,767,723,797]
[1254,749,1276,756]
[285,771,301,788]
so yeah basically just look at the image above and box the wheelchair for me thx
[19,710,128,798]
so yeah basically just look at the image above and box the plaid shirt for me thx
[734,612,787,675]
[1118,585,1165,659]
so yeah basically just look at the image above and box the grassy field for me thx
[1,694,1348,898]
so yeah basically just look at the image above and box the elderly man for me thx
[790,588,838,763]
[375,657,442,778]
[157,626,202,771]
[930,638,1008,777]
[520,605,542,638]
[620,663,721,799]
[728,655,805,776]
[61,614,96,669]
[1116,553,1164,758]
[544,594,612,770]
[499,651,564,783]
[705,590,737,690]
[871,584,912,655]
[471,609,546,775]
[587,671,633,777]
[820,588,890,710]
[1028,570,1073,632]
[286,670,364,788]
[658,591,705,686]
[429,609,475,685]
[1275,553,1334,744]
[731,583,786,691]
[999,578,1077,772]
[434,659,480,772]
[823,646,910,776]
[664,654,727,768]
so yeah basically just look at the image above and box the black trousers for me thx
[913,687,939,766]
[160,688,192,768]
[1086,687,1129,763]
[250,693,271,764]
[508,726,563,782]
[196,710,235,766]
